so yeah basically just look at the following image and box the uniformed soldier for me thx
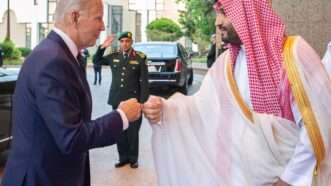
[94,31,149,169]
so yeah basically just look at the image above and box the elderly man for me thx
[143,0,331,186]
[2,0,141,186]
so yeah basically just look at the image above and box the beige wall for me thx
[156,0,185,24]
[273,0,331,56]
[100,0,139,42]
[0,10,26,47]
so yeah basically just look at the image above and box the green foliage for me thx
[17,47,32,57]
[192,56,206,63]
[0,39,15,58]
[0,39,22,60]
[12,48,22,59]
[178,0,216,47]
[146,18,183,41]
[3,58,23,65]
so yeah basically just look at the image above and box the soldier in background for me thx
[94,31,149,168]
[207,34,226,68]
[206,34,217,68]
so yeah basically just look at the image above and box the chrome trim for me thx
[149,80,177,83]
[0,136,12,143]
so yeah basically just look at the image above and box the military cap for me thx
[118,31,133,40]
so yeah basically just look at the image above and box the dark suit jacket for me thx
[2,31,124,186]
[93,46,149,107]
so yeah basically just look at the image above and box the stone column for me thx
[273,0,331,56]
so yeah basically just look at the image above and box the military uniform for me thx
[94,33,149,165]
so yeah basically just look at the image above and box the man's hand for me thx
[118,98,141,122]
[143,96,163,124]
[273,178,290,186]
[100,35,115,49]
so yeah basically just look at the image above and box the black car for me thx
[0,68,18,153]
[133,42,194,94]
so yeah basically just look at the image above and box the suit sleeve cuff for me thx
[117,109,129,130]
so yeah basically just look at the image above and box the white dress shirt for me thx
[234,46,316,186]
[52,27,129,130]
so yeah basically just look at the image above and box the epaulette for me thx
[136,51,146,59]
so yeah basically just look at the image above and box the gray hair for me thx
[53,0,90,23]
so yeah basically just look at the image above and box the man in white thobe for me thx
[143,0,331,186]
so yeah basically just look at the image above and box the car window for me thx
[134,44,178,58]
[0,69,6,77]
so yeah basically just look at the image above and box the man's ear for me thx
[70,10,80,25]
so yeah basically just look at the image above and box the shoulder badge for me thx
[136,51,146,59]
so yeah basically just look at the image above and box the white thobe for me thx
[234,46,316,186]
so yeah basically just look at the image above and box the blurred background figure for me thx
[80,48,90,70]
[92,52,102,85]
[206,34,226,68]
[206,34,217,68]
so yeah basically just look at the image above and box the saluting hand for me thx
[101,35,115,49]
[118,98,142,122]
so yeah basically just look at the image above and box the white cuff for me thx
[280,165,315,186]
[116,109,129,130]
[280,127,316,186]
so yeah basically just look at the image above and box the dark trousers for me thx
[93,69,101,85]
[117,116,142,163]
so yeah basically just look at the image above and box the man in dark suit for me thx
[94,31,149,169]
[92,50,102,85]
[206,34,226,68]
[207,34,217,68]
[1,0,141,186]
[80,48,90,71]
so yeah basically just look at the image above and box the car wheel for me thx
[188,69,193,85]
[179,79,188,95]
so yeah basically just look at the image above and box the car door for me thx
[178,44,191,82]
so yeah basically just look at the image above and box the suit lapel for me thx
[47,31,92,117]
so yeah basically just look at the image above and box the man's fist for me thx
[100,35,115,49]
[118,98,141,122]
[142,96,163,124]
[273,178,290,186]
